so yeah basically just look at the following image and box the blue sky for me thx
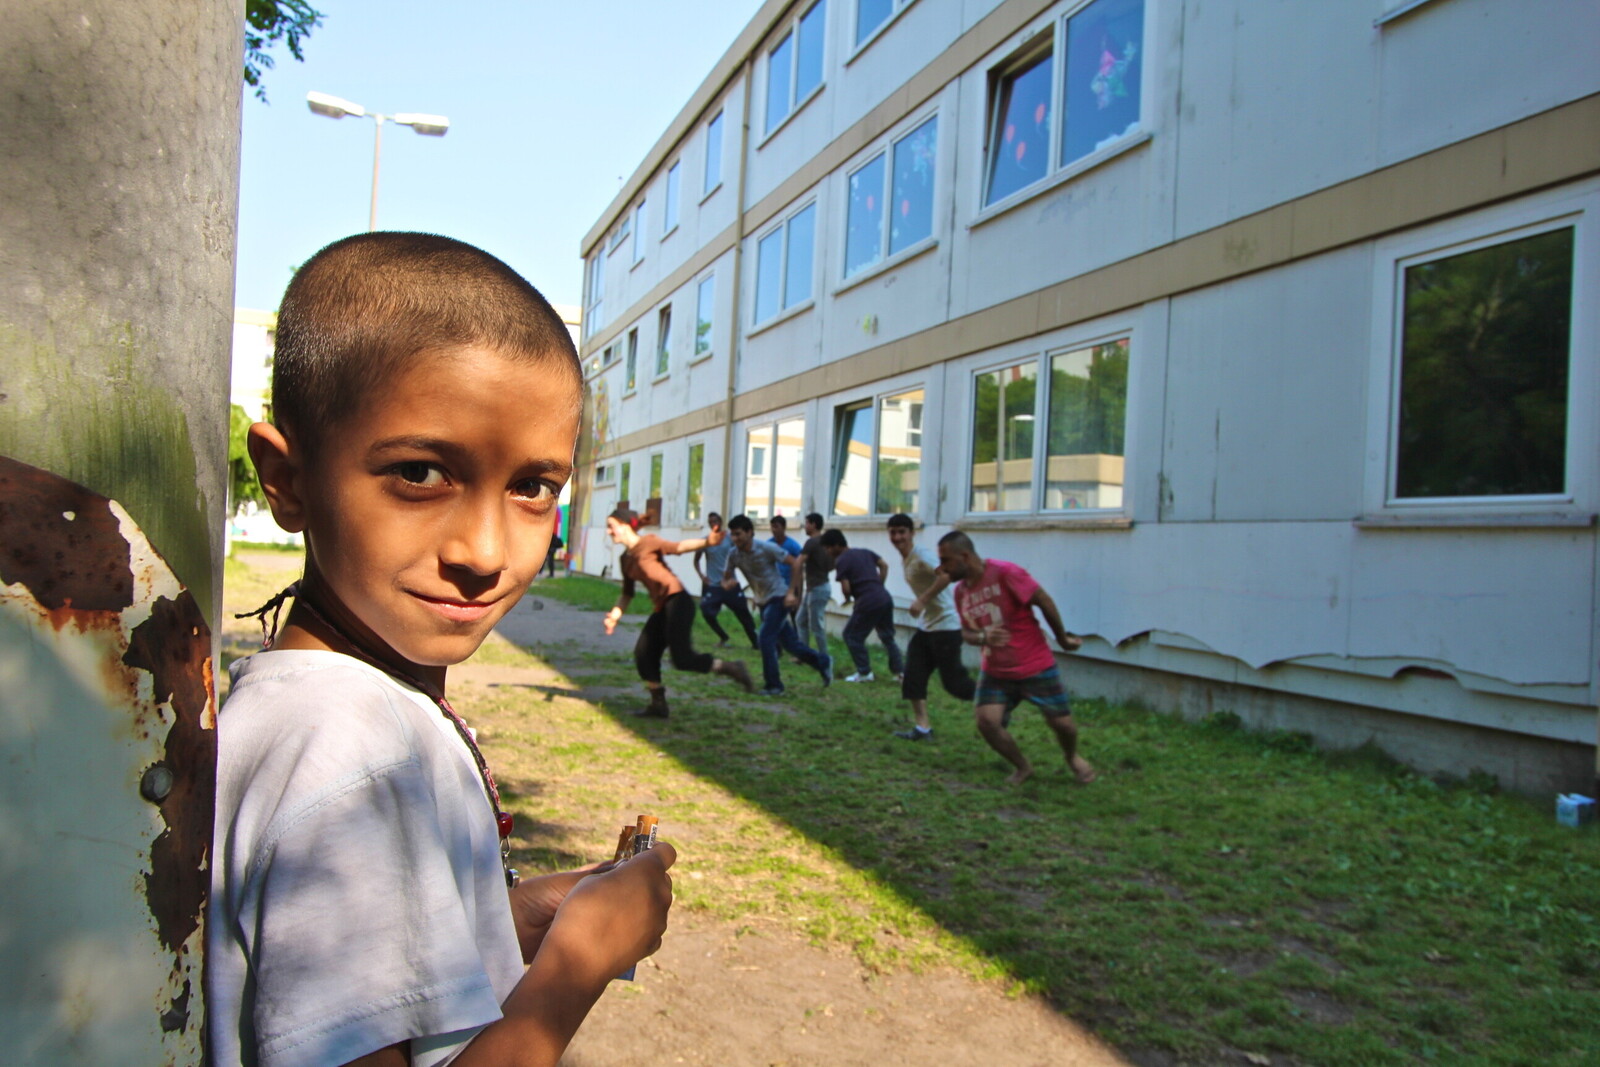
[237,0,763,314]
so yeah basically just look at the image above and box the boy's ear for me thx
[247,422,308,534]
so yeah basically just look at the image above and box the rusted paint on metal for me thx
[124,590,217,956]
[0,454,134,612]
[0,454,212,1061]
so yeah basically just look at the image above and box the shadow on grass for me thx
[516,581,1600,1067]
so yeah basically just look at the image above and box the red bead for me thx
[496,812,514,839]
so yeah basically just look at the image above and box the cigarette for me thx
[612,826,636,865]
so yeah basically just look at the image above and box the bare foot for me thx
[1005,765,1034,785]
[1070,756,1098,785]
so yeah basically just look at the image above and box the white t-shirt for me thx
[902,545,959,632]
[208,650,524,1067]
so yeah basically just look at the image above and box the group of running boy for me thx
[606,505,1097,789]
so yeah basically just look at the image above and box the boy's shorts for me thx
[974,666,1073,723]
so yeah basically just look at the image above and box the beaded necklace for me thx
[238,583,519,886]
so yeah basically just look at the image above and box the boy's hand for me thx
[706,526,724,545]
[1057,633,1083,652]
[543,843,676,980]
[603,607,622,635]
[908,597,926,618]
[509,867,601,963]
[783,591,798,610]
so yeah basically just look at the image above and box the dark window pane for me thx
[1062,0,1144,166]
[984,48,1053,207]
[1046,339,1128,509]
[766,32,793,133]
[876,389,923,514]
[857,0,893,45]
[889,116,937,255]
[755,229,784,322]
[746,424,774,519]
[845,153,887,277]
[797,1,827,100]
[784,204,817,308]
[970,362,1036,510]
[831,403,874,515]
[1396,227,1573,498]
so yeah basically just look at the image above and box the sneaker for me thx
[843,671,875,683]
[759,686,786,697]
[894,728,933,741]
[818,654,833,688]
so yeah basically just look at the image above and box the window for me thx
[828,389,925,516]
[583,252,604,336]
[655,305,672,377]
[620,460,632,507]
[609,214,631,253]
[969,338,1128,513]
[632,201,647,265]
[845,116,937,278]
[745,418,806,520]
[625,328,639,392]
[686,443,705,521]
[982,0,1145,210]
[600,342,618,368]
[704,111,724,195]
[647,453,664,524]
[663,162,681,235]
[765,0,826,135]
[854,0,912,48]
[594,463,614,485]
[694,276,715,358]
[1379,219,1581,506]
[754,202,817,324]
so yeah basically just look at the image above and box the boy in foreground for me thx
[888,514,975,740]
[723,514,832,695]
[937,530,1097,786]
[214,232,675,1067]
[603,507,753,717]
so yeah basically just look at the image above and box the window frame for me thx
[751,199,819,329]
[742,415,808,521]
[702,110,725,200]
[685,442,706,522]
[663,160,681,237]
[962,325,1135,521]
[624,328,639,394]
[654,304,673,380]
[849,0,916,58]
[631,201,647,267]
[1361,180,1599,525]
[583,252,604,338]
[840,111,940,286]
[692,274,716,363]
[975,0,1151,222]
[827,384,929,520]
[762,0,828,141]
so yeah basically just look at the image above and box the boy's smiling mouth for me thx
[409,590,505,623]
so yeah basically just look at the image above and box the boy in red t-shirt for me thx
[937,531,1097,786]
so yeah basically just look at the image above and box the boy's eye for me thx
[395,462,446,487]
[513,478,557,503]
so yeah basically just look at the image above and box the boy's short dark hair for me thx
[938,530,975,555]
[819,529,847,549]
[805,512,824,529]
[727,514,754,533]
[886,513,915,531]
[770,515,787,530]
[707,511,723,523]
[272,232,580,453]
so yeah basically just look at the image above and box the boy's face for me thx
[937,543,975,582]
[729,525,753,551]
[887,524,913,556]
[291,346,579,671]
[769,519,786,540]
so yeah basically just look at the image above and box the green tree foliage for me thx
[245,0,324,102]
[229,404,267,513]
[1047,341,1128,458]
[1396,228,1572,498]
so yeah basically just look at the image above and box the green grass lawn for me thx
[232,565,1600,1065]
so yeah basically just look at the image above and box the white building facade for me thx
[572,0,1600,792]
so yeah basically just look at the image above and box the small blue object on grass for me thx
[1555,793,1595,828]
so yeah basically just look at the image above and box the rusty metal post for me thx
[0,2,239,1063]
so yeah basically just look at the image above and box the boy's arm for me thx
[692,547,707,583]
[875,555,890,583]
[908,567,951,618]
[1029,587,1081,651]
[605,582,633,635]
[669,537,710,555]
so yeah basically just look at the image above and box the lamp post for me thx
[306,91,449,231]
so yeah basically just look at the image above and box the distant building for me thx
[230,308,276,421]
[574,0,1598,794]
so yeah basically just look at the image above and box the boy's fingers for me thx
[642,841,677,871]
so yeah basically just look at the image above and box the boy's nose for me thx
[441,496,508,576]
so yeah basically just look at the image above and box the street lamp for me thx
[306,91,450,231]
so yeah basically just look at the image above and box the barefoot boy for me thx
[603,507,753,717]
[213,233,675,1067]
[936,531,1096,786]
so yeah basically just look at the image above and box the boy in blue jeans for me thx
[214,233,675,1067]
[722,514,832,695]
